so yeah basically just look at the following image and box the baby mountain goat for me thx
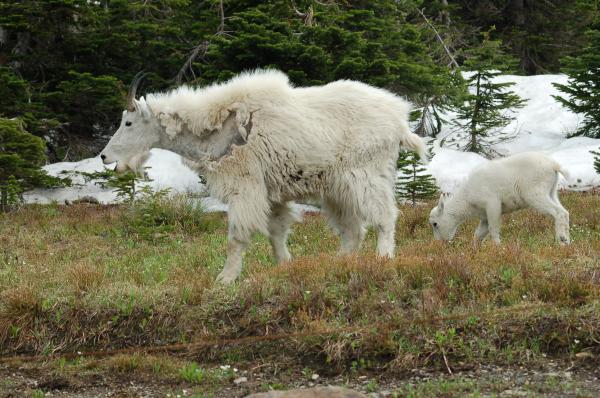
[429,152,570,246]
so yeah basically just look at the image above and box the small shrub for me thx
[120,186,206,241]
[74,169,139,203]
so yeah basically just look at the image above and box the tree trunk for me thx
[510,0,526,26]
[509,0,536,74]
[469,74,482,153]
[440,0,451,26]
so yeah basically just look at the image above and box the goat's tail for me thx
[552,161,570,180]
[399,121,428,163]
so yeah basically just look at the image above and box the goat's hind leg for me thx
[363,179,398,258]
[530,199,570,245]
[550,187,570,245]
[472,218,489,249]
[485,200,503,244]
[268,202,299,264]
[322,200,365,256]
[338,213,366,255]
[525,190,570,245]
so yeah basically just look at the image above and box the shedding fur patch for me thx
[146,69,291,138]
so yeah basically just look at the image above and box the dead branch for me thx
[417,8,459,69]
[174,0,231,84]
[291,1,315,26]
[175,41,209,85]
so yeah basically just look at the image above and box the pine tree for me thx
[5,175,21,210]
[444,31,526,158]
[395,151,438,206]
[78,169,140,203]
[0,118,67,212]
[553,18,600,138]
[591,149,600,174]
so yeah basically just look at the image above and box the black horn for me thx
[127,71,148,112]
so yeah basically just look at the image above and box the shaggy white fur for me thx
[101,69,426,283]
[429,152,570,246]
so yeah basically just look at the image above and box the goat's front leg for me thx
[485,201,503,244]
[472,218,489,249]
[216,228,249,284]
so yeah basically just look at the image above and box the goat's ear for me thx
[134,98,151,118]
[228,102,254,140]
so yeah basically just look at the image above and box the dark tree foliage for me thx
[0,0,460,160]
[553,18,600,139]
[0,118,66,211]
[430,0,599,75]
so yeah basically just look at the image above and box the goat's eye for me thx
[125,121,132,127]
[432,222,438,227]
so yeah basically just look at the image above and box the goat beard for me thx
[114,151,150,178]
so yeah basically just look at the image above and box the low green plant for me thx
[365,379,379,393]
[120,185,205,241]
[179,362,206,384]
[74,169,140,203]
[31,389,45,398]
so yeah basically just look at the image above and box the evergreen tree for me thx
[0,67,29,118]
[443,32,526,158]
[0,118,66,211]
[591,149,600,174]
[196,1,454,97]
[395,150,438,206]
[553,18,600,138]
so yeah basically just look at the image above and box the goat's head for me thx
[100,72,162,174]
[429,193,459,241]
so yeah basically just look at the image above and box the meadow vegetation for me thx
[0,192,599,395]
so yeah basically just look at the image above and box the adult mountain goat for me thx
[429,152,570,246]
[100,70,426,283]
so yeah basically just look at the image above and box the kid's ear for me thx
[438,192,450,211]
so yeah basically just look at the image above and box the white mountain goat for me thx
[100,70,426,283]
[428,152,570,246]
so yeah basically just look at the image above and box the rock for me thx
[575,351,595,359]
[65,195,100,205]
[311,374,320,381]
[500,390,527,397]
[234,377,248,385]
[245,386,367,398]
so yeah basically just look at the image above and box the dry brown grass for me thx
[0,192,599,371]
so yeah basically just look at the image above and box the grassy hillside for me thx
[0,192,599,396]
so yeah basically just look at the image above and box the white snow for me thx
[24,74,600,208]
[428,74,599,192]
[23,149,221,208]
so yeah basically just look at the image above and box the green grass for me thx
[0,192,599,372]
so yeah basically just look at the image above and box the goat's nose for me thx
[100,154,106,161]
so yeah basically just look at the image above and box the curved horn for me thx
[127,71,147,112]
